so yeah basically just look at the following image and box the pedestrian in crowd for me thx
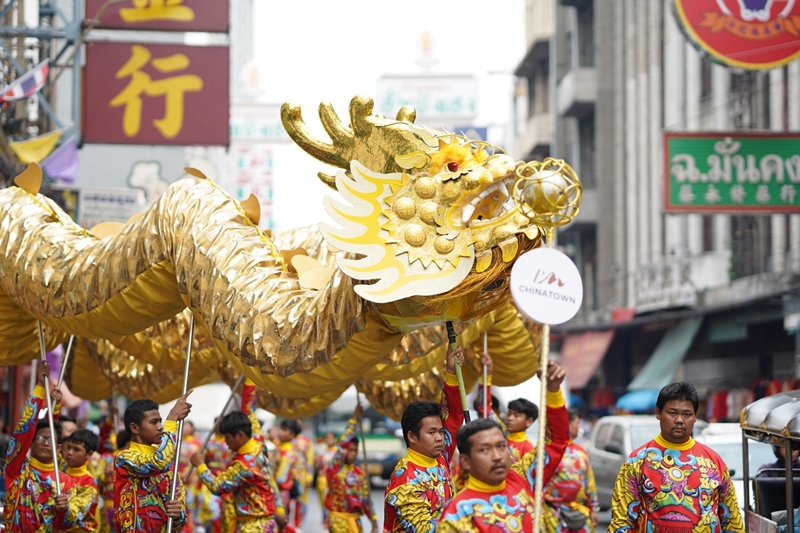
[542,408,600,533]
[292,419,316,528]
[609,381,744,533]
[437,360,570,532]
[316,431,338,527]
[505,397,538,462]
[383,346,465,533]
[275,418,308,526]
[323,404,378,533]
[757,444,800,477]
[114,392,192,532]
[61,428,101,532]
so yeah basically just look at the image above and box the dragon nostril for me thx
[447,162,459,172]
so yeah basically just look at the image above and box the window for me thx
[701,56,712,100]
[577,3,595,68]
[610,424,625,448]
[702,215,714,252]
[593,422,614,451]
[578,113,596,189]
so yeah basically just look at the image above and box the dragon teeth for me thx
[462,205,476,224]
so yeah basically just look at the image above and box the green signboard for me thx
[665,133,800,213]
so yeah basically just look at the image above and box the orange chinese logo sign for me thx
[85,0,228,32]
[84,42,229,146]
[674,0,800,69]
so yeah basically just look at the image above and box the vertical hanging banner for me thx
[673,0,800,70]
[83,42,229,146]
[84,0,229,32]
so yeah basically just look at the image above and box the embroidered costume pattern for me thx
[383,372,464,533]
[62,464,100,532]
[114,419,187,533]
[437,390,569,533]
[324,416,377,533]
[3,383,76,532]
[609,434,745,533]
[543,441,600,533]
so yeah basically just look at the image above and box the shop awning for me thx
[628,317,703,391]
[560,330,615,390]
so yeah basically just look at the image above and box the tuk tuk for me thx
[741,390,800,533]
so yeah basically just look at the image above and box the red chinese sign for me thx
[85,0,229,33]
[674,0,800,70]
[83,42,229,146]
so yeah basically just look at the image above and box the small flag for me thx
[9,129,63,164]
[0,59,50,103]
[42,136,79,185]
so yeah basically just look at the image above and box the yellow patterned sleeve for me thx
[719,465,745,533]
[609,457,640,533]
[198,460,251,495]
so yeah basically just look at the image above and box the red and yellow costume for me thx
[316,441,338,523]
[543,441,600,533]
[292,432,315,527]
[113,419,187,533]
[438,390,569,533]
[94,414,118,533]
[62,464,100,532]
[197,378,284,532]
[3,383,80,532]
[275,439,306,526]
[205,435,232,533]
[383,372,464,533]
[609,434,744,533]
[324,417,377,533]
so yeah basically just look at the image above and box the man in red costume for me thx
[438,361,570,533]
[383,346,465,533]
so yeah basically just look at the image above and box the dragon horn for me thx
[396,105,416,123]
[281,101,351,170]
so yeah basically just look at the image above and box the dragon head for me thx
[282,95,542,330]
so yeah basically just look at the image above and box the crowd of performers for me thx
[2,346,745,533]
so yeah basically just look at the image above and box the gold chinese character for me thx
[120,0,194,23]
[110,45,203,139]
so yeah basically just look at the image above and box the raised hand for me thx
[446,347,465,375]
[37,362,51,385]
[537,360,566,392]
[479,350,493,376]
[167,390,193,422]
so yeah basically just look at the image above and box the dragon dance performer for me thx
[3,362,86,531]
[505,397,538,462]
[316,432,338,527]
[275,419,308,526]
[323,404,378,533]
[178,420,207,532]
[438,361,570,533]
[97,428,132,533]
[542,409,600,533]
[192,377,286,532]
[204,426,233,533]
[293,421,315,528]
[114,392,192,533]
[609,382,744,533]
[383,346,465,533]
[61,429,101,532]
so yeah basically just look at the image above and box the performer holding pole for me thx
[445,321,470,424]
[183,373,245,483]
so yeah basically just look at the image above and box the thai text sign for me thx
[79,187,146,229]
[85,0,229,33]
[84,42,229,146]
[376,75,478,122]
[665,133,800,213]
[673,0,800,70]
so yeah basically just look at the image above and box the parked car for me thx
[695,423,775,510]
[587,415,709,509]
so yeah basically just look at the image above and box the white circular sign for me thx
[510,247,583,325]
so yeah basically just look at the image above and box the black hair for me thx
[456,418,503,457]
[58,415,77,425]
[472,394,500,414]
[62,428,99,454]
[124,399,160,433]
[568,408,581,422]
[280,418,302,437]
[400,401,441,446]
[656,382,699,413]
[219,411,252,439]
[35,418,62,443]
[116,429,131,449]
[508,398,539,422]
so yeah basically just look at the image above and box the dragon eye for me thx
[447,162,459,172]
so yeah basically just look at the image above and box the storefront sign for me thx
[510,247,583,325]
[84,42,229,146]
[85,0,229,33]
[665,133,800,213]
[79,187,146,229]
[673,0,800,70]
[376,75,478,121]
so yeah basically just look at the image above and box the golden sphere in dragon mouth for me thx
[414,177,436,199]
[419,202,438,225]
[404,224,426,247]
[393,197,416,219]
[434,235,455,254]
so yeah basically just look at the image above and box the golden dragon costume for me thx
[0,95,571,419]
